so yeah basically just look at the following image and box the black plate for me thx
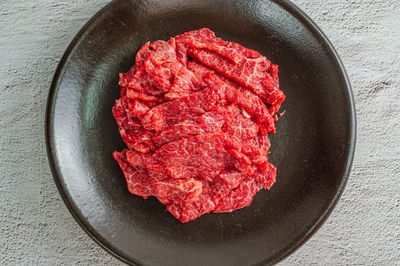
[46,0,356,265]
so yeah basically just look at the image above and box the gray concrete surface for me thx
[0,0,399,265]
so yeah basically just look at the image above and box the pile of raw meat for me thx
[112,28,285,223]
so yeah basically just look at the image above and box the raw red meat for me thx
[214,163,276,213]
[112,96,155,153]
[187,48,284,115]
[113,150,203,203]
[129,133,253,181]
[188,61,276,133]
[166,178,230,223]
[175,28,266,65]
[152,104,239,147]
[205,73,276,133]
[112,28,285,223]
[141,85,224,131]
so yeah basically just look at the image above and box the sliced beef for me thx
[175,28,267,65]
[225,111,259,141]
[188,47,285,115]
[142,72,275,133]
[112,97,155,153]
[121,39,204,103]
[166,179,230,223]
[146,133,253,181]
[218,169,246,189]
[114,150,203,203]
[245,135,271,165]
[152,104,239,146]
[188,60,274,113]
[213,178,260,213]
[204,73,276,133]
[151,105,269,168]
[141,85,224,131]
[214,163,276,213]
[112,28,284,223]
[188,61,275,129]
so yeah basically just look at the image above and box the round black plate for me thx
[46,0,356,265]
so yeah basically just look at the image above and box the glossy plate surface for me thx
[46,0,356,265]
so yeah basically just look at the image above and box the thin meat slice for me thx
[144,41,176,92]
[151,105,268,168]
[120,65,165,104]
[265,64,281,115]
[112,97,155,153]
[213,178,260,213]
[219,75,282,129]
[189,60,256,96]
[121,40,203,101]
[166,194,215,223]
[187,60,214,87]
[253,161,277,188]
[147,133,253,181]
[244,134,271,165]
[142,39,203,99]
[125,88,162,105]
[141,64,274,133]
[152,120,204,147]
[119,127,155,154]
[166,179,230,223]
[152,104,239,147]
[141,85,224,131]
[121,69,164,97]
[153,178,203,204]
[113,97,143,131]
[143,41,179,93]
[128,41,172,95]
[128,99,150,119]
[214,163,276,213]
[165,66,201,100]
[188,61,275,132]
[197,104,239,132]
[188,47,285,115]
[120,42,166,97]
[188,60,272,111]
[173,38,189,65]
[225,111,259,141]
[218,169,246,189]
[113,150,203,203]
[205,73,276,133]
[166,161,276,221]
[126,149,152,169]
[151,101,261,148]
[175,28,267,64]
[113,150,153,197]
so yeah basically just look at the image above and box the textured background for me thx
[0,0,399,265]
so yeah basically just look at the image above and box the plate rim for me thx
[45,0,356,265]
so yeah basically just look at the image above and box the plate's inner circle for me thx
[47,0,354,265]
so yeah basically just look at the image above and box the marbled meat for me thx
[112,28,285,223]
